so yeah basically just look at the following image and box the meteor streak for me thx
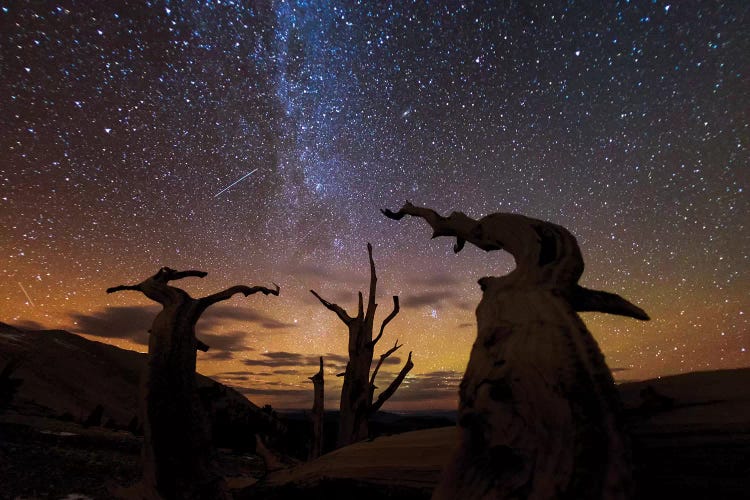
[213,168,258,198]
[18,282,35,307]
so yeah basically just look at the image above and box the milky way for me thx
[1,1,747,409]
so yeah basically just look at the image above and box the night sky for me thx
[1,1,747,410]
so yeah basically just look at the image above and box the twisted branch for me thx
[106,284,142,294]
[369,339,402,391]
[365,242,378,323]
[370,351,414,414]
[371,296,400,346]
[310,290,353,324]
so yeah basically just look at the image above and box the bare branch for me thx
[365,243,377,322]
[106,284,141,294]
[569,286,650,321]
[372,296,400,346]
[382,201,481,253]
[370,351,414,414]
[310,289,353,324]
[198,284,279,310]
[357,291,364,319]
[167,269,208,281]
[309,356,324,383]
[196,339,210,352]
[369,340,402,391]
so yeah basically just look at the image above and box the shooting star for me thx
[213,168,258,198]
[18,282,35,307]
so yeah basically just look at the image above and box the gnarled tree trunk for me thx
[107,267,279,500]
[384,202,648,500]
[309,356,324,460]
[311,243,414,448]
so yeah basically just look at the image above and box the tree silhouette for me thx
[308,356,324,460]
[384,202,648,500]
[107,267,279,500]
[310,243,414,448]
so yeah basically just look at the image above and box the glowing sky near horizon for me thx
[1,1,747,410]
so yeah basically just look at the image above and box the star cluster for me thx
[1,1,747,409]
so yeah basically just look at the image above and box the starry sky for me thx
[1,0,747,410]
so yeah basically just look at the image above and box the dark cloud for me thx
[401,290,461,309]
[71,304,296,345]
[199,330,249,352]
[236,387,312,398]
[9,320,46,331]
[284,262,355,283]
[242,350,404,369]
[273,369,302,375]
[386,370,463,402]
[199,306,297,330]
[323,353,349,365]
[71,305,157,345]
[243,351,314,367]
[200,350,234,361]
[454,300,474,311]
[457,322,474,329]
[301,287,360,310]
[218,374,250,381]
[215,368,463,408]
[407,273,463,287]
[377,354,403,366]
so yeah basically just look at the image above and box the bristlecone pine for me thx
[309,356,325,459]
[311,243,414,448]
[383,202,649,500]
[107,267,279,500]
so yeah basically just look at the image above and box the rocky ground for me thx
[0,413,265,500]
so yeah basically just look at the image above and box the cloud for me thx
[71,305,157,345]
[212,367,464,408]
[302,287,361,309]
[285,262,353,283]
[273,369,302,375]
[401,290,461,309]
[236,387,312,398]
[200,350,234,361]
[198,306,297,330]
[322,353,349,365]
[386,370,463,402]
[199,330,250,351]
[243,352,315,368]
[218,374,250,381]
[243,351,334,368]
[457,322,474,329]
[242,350,405,370]
[71,304,297,345]
[9,320,46,331]
[407,273,463,287]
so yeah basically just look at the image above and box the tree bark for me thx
[384,203,648,500]
[309,356,324,460]
[310,244,413,448]
[107,267,278,500]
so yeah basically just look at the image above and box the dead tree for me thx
[310,243,414,448]
[383,202,648,500]
[107,267,279,500]
[308,356,324,460]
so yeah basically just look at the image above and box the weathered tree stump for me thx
[309,356,324,460]
[383,202,648,500]
[311,243,414,448]
[107,267,279,500]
